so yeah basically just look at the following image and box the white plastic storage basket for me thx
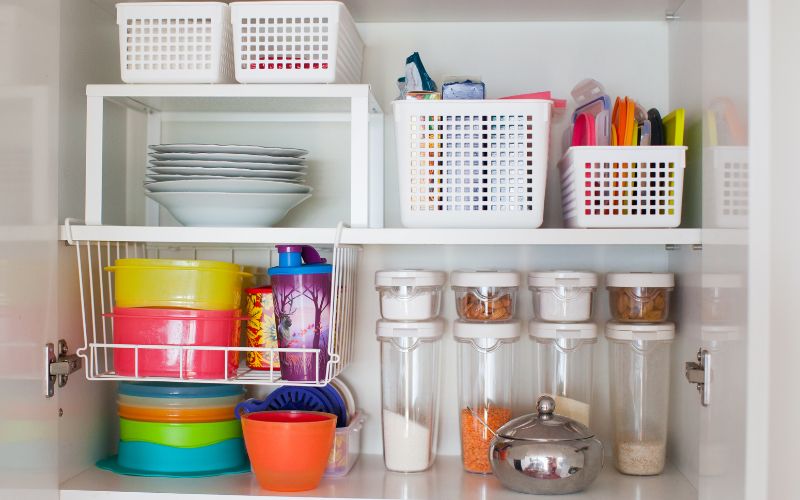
[558,146,687,228]
[116,2,234,83]
[704,146,748,228]
[230,1,363,84]
[393,100,552,228]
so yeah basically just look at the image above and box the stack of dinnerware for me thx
[145,144,312,227]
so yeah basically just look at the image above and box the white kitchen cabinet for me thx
[4,0,793,498]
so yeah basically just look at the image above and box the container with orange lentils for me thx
[454,320,520,474]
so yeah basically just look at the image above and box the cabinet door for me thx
[0,1,62,499]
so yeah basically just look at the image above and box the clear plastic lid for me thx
[450,270,520,288]
[528,271,598,288]
[606,272,674,288]
[605,321,675,341]
[376,319,445,339]
[375,269,446,288]
[453,319,521,340]
[529,321,597,340]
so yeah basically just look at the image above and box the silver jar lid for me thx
[496,396,595,442]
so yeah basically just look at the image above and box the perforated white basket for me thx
[705,146,748,228]
[230,1,363,84]
[116,2,234,83]
[558,146,687,228]
[393,100,552,228]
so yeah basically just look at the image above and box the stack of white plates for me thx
[144,144,312,227]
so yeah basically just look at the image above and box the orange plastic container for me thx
[117,404,236,423]
[241,411,336,492]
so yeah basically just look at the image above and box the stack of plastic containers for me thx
[375,270,446,472]
[605,272,675,476]
[97,382,248,477]
[528,272,598,426]
[451,270,521,474]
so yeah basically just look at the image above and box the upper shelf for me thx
[60,225,702,246]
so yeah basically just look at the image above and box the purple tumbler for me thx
[268,245,333,382]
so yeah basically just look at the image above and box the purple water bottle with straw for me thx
[268,245,333,382]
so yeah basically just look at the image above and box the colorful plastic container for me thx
[118,382,244,399]
[106,258,250,310]
[245,287,280,370]
[117,404,237,423]
[119,418,243,448]
[112,438,248,474]
[268,246,333,382]
[108,307,245,379]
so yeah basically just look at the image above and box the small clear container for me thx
[701,273,745,323]
[530,321,597,426]
[528,271,597,322]
[375,270,446,321]
[454,320,520,474]
[377,319,444,473]
[606,321,675,476]
[324,411,365,478]
[607,273,674,323]
[451,270,520,322]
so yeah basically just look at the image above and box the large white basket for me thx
[705,146,748,228]
[116,2,234,83]
[558,146,687,228]
[393,99,552,228]
[230,1,363,84]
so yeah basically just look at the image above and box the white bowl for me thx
[146,191,311,227]
[145,179,312,194]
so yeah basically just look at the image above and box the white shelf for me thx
[60,454,696,500]
[60,225,702,247]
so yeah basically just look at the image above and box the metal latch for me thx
[45,340,82,398]
[685,348,711,407]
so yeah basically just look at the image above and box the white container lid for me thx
[450,270,520,288]
[529,321,597,340]
[375,269,446,288]
[376,319,445,339]
[453,320,521,340]
[605,321,675,341]
[606,272,674,288]
[528,271,598,288]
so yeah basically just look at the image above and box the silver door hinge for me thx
[45,340,82,398]
[685,348,711,407]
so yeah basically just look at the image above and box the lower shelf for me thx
[60,454,697,500]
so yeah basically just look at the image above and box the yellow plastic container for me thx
[106,259,251,310]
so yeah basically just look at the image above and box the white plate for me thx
[149,144,308,158]
[146,191,311,227]
[145,174,306,184]
[148,166,306,179]
[145,179,312,194]
[150,160,307,171]
[149,152,305,164]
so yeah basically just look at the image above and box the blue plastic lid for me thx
[268,244,332,277]
[118,382,245,399]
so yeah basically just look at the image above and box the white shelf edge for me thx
[86,83,374,100]
[59,225,702,246]
[59,454,696,500]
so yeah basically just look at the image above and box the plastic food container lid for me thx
[108,258,243,274]
[376,319,445,339]
[118,382,245,399]
[528,271,598,288]
[606,272,674,288]
[450,270,520,288]
[529,321,597,340]
[453,319,521,340]
[605,321,675,341]
[375,269,446,288]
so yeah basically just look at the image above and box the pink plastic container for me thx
[108,307,245,379]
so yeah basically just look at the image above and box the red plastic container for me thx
[108,307,245,379]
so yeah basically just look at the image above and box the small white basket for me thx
[230,1,363,84]
[116,2,234,83]
[393,100,552,228]
[558,146,687,228]
[705,146,748,228]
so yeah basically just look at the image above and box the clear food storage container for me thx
[377,319,444,472]
[454,320,519,474]
[606,321,675,476]
[375,270,446,321]
[528,271,598,322]
[606,272,674,323]
[324,411,365,478]
[451,271,520,323]
[530,321,597,426]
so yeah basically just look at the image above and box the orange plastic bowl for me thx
[241,411,336,492]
